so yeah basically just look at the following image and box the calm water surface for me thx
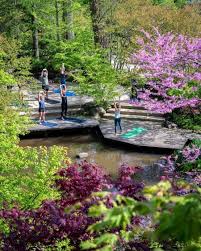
[20,134,163,183]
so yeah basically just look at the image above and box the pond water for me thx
[20,134,163,184]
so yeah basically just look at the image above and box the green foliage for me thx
[0,70,15,86]
[171,110,201,131]
[81,182,201,251]
[173,139,201,172]
[0,93,69,209]
[0,144,69,210]
[74,55,119,106]
[169,81,201,99]
[170,80,201,131]
[0,35,70,210]
[152,0,187,8]
[30,238,73,251]
[0,35,32,88]
[81,233,118,251]
[52,38,119,106]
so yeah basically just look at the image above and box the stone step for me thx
[107,108,163,117]
[100,118,163,128]
[112,102,147,110]
[103,113,165,123]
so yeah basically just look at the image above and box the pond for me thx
[20,134,163,184]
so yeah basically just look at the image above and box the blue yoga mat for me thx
[41,121,58,128]
[53,89,76,96]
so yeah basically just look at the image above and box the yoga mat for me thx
[64,117,86,124]
[41,121,58,128]
[121,127,147,139]
[53,89,76,96]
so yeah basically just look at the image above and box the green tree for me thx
[0,36,70,210]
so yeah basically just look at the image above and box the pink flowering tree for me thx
[131,29,201,113]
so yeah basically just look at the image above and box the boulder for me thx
[76,152,89,158]
[97,107,106,116]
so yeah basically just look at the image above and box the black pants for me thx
[61,96,67,117]
[114,118,122,133]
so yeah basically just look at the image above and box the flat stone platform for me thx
[24,118,99,138]
[99,119,192,152]
[24,117,201,152]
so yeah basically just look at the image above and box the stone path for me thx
[25,118,99,138]
[99,119,201,151]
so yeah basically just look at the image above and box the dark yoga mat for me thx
[64,117,86,124]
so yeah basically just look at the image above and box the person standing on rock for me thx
[114,102,122,135]
[38,91,46,124]
[60,84,67,120]
[130,79,137,103]
[40,69,49,100]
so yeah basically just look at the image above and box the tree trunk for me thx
[90,0,102,45]
[89,0,108,47]
[63,0,75,40]
[32,14,39,59]
[55,0,60,41]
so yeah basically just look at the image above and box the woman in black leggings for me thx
[60,84,67,120]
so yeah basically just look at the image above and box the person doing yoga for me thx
[60,84,67,120]
[114,102,122,135]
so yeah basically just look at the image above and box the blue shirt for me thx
[39,100,45,109]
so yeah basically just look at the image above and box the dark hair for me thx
[62,84,65,90]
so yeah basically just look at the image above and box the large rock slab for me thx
[99,119,198,151]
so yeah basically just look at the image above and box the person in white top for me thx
[40,69,49,99]
[114,102,122,135]
[60,63,66,86]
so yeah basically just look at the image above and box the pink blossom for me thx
[131,29,201,113]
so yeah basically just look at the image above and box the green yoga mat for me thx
[121,127,147,139]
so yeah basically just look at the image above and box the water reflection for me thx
[20,134,162,183]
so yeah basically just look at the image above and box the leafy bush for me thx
[52,39,119,107]
[171,109,201,131]
[82,181,201,251]
[0,163,144,250]
[161,140,201,173]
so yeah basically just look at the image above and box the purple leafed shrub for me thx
[55,161,111,207]
[115,164,145,201]
[0,162,145,250]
